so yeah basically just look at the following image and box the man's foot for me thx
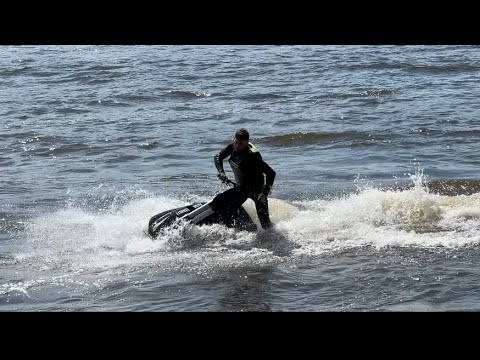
[262,222,275,230]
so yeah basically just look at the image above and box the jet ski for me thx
[148,180,258,238]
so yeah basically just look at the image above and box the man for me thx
[181,128,276,229]
[212,128,276,229]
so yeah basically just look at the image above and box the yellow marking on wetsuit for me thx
[257,192,267,203]
[248,142,259,153]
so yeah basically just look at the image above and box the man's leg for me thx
[211,187,248,227]
[182,188,247,224]
[253,192,273,229]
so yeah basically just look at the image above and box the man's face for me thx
[233,137,248,151]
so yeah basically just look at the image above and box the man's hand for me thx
[218,171,228,183]
[257,187,272,203]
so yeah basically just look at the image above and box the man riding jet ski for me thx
[148,128,276,238]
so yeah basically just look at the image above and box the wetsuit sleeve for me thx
[253,153,276,190]
[214,143,234,173]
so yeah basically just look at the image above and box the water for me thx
[2,45,480,311]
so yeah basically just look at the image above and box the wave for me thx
[361,89,399,97]
[84,64,129,71]
[136,141,159,150]
[28,143,92,157]
[166,90,211,99]
[116,94,161,103]
[0,66,59,77]
[258,131,391,147]
[238,93,287,101]
[257,128,480,149]
[443,129,480,138]
[310,89,399,104]
[0,157,14,167]
[426,180,480,196]
[345,62,480,73]
[55,107,91,115]
[4,171,479,288]
[87,99,130,107]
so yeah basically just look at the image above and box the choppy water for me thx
[2,45,480,311]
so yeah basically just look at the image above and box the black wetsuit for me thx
[212,142,276,228]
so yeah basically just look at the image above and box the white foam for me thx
[242,197,299,229]
[13,179,480,276]
[280,184,480,255]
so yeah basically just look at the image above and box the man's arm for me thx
[214,143,234,173]
[253,153,276,193]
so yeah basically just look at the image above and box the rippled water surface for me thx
[2,46,480,311]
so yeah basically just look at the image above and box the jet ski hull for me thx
[148,202,257,238]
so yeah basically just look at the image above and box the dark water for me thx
[2,45,480,311]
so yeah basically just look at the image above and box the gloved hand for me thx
[218,171,228,184]
[257,186,271,203]
[257,192,267,202]
[264,186,271,196]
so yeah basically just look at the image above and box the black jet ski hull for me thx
[148,202,257,238]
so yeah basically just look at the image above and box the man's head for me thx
[233,128,249,151]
